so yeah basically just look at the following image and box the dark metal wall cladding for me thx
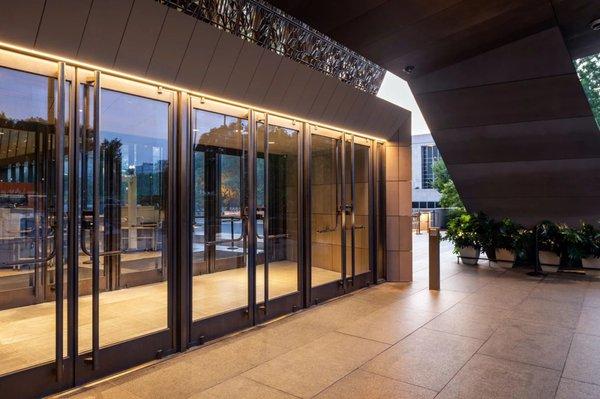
[0,0,407,141]
[413,27,600,226]
[268,0,600,226]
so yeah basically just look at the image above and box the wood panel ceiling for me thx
[270,0,600,225]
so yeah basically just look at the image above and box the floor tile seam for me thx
[358,365,441,393]
[555,328,578,398]
[236,372,302,399]
[516,291,585,311]
[504,314,577,331]
[475,352,565,374]
[334,329,396,346]
[353,369,440,396]
[432,323,496,398]
[420,325,494,341]
[559,376,600,389]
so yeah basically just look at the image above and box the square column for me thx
[385,117,412,281]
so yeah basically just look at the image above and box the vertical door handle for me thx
[55,62,66,381]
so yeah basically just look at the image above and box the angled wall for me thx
[410,27,600,226]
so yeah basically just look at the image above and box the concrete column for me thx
[385,117,412,282]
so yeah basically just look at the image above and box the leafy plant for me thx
[443,212,481,253]
[536,220,561,255]
[432,160,464,210]
[580,222,600,259]
[492,218,520,251]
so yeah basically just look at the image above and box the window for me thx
[575,53,600,127]
[421,145,440,189]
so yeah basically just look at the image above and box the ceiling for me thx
[269,0,600,225]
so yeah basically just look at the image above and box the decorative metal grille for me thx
[157,0,386,94]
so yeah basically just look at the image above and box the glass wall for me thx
[0,65,67,375]
[192,107,249,320]
[256,118,300,303]
[78,83,171,352]
[0,48,384,398]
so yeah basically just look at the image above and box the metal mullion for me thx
[262,114,269,313]
[68,67,80,368]
[55,61,66,382]
[247,110,257,324]
[303,124,311,308]
[368,140,377,284]
[297,122,304,306]
[350,135,356,285]
[91,70,101,370]
[340,134,346,290]
[178,92,192,350]
[167,92,177,351]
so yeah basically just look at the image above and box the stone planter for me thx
[538,250,560,273]
[459,246,480,265]
[582,257,600,269]
[493,248,516,268]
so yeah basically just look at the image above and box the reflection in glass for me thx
[78,88,169,353]
[310,134,343,287]
[256,123,299,302]
[0,66,68,374]
[192,109,249,320]
[353,143,370,275]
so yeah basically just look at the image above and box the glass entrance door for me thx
[74,71,174,383]
[309,130,374,303]
[255,115,302,322]
[0,52,72,397]
[190,99,253,340]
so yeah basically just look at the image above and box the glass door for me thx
[190,99,253,341]
[74,70,174,383]
[0,52,71,397]
[309,130,373,303]
[255,114,302,322]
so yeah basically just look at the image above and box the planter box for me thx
[459,246,480,266]
[493,249,515,268]
[582,257,600,269]
[539,250,560,273]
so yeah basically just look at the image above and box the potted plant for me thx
[444,212,481,265]
[558,224,585,269]
[580,223,600,269]
[492,218,519,267]
[536,220,561,272]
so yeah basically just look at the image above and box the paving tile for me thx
[391,289,468,314]
[555,378,600,399]
[189,376,295,399]
[436,354,560,399]
[461,285,530,310]
[425,303,509,339]
[337,305,436,344]
[350,282,420,305]
[243,332,388,398]
[509,298,581,329]
[63,383,142,399]
[583,288,600,308]
[529,277,587,305]
[563,333,600,386]
[362,328,483,391]
[478,319,573,370]
[577,307,600,336]
[314,370,436,399]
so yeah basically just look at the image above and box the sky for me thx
[376,71,430,136]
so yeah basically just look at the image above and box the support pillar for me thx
[385,117,412,282]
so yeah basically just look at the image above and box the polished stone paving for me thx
[54,235,600,399]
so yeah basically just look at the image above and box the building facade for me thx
[0,1,411,398]
[411,133,441,210]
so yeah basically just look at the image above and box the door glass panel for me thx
[192,109,248,320]
[310,134,342,287]
[0,66,68,374]
[256,122,299,302]
[79,87,169,352]
[354,143,371,275]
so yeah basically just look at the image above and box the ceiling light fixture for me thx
[403,65,415,74]
[591,18,600,30]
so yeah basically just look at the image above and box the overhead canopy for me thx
[271,0,600,225]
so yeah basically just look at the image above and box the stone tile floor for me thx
[54,235,600,399]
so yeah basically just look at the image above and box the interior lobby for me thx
[1,0,600,398]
